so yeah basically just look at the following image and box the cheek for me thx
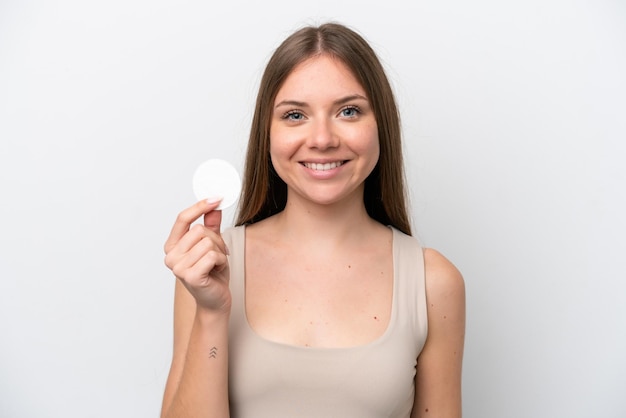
[269,135,286,163]
[268,129,295,176]
[358,126,380,165]
[362,132,381,178]
[269,124,301,159]
[268,124,283,159]
[369,130,381,155]
[369,138,381,168]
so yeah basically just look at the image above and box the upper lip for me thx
[299,159,348,164]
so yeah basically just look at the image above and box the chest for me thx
[244,241,393,348]
[224,225,427,418]
[228,334,417,418]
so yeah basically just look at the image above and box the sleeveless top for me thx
[222,225,428,418]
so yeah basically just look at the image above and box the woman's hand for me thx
[164,198,231,313]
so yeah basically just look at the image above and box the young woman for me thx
[161,22,465,418]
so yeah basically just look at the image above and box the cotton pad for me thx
[192,158,241,210]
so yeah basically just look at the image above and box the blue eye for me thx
[283,110,304,121]
[340,106,360,118]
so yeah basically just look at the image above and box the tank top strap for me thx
[391,227,428,350]
[222,225,247,335]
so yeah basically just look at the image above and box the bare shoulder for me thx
[423,248,465,297]
[412,249,465,418]
[422,248,465,333]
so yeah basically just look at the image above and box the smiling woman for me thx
[161,22,465,418]
[269,55,380,207]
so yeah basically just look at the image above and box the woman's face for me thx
[269,54,379,207]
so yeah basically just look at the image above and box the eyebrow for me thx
[274,94,368,109]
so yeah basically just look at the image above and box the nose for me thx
[307,118,339,150]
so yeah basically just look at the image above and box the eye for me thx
[282,110,305,121]
[339,105,361,118]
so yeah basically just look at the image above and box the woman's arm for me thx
[412,248,466,418]
[160,282,230,418]
[160,200,232,418]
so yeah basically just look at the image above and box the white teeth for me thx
[304,161,344,171]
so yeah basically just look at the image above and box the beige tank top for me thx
[222,225,428,418]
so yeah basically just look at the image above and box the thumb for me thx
[204,208,222,235]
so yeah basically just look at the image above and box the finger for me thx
[164,198,222,253]
[171,224,211,256]
[165,231,209,271]
[165,226,227,272]
[195,250,229,275]
[166,223,228,272]
[174,249,228,284]
[174,236,215,273]
[204,208,222,235]
[204,209,229,256]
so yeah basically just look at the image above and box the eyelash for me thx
[339,105,361,118]
[280,105,362,121]
[281,110,305,120]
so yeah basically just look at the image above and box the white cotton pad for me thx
[192,158,242,210]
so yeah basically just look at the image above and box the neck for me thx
[271,191,380,248]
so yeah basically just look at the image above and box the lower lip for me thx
[301,162,346,179]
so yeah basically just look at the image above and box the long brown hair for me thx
[235,22,412,235]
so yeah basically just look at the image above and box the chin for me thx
[298,187,363,207]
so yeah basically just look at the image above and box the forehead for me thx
[274,55,366,102]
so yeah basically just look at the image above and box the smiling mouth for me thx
[302,161,346,171]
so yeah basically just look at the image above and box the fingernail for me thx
[205,197,223,204]
[224,244,230,256]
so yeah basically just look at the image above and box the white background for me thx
[1,0,625,417]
